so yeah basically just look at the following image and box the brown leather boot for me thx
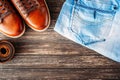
[11,0,50,32]
[0,0,25,38]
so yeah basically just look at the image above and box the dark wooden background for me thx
[0,0,120,80]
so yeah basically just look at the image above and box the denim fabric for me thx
[54,0,120,62]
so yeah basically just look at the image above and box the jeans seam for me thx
[69,0,85,44]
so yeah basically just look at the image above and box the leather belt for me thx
[0,40,15,63]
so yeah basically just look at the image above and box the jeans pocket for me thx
[70,0,117,45]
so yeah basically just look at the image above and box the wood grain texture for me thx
[0,0,120,80]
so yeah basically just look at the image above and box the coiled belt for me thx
[0,40,15,63]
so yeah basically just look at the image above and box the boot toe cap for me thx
[26,9,50,31]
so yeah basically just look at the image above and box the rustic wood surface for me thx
[0,0,120,80]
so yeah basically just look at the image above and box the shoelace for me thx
[16,0,38,17]
[0,0,11,23]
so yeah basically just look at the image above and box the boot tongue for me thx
[16,0,39,17]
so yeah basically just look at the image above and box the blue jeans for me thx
[54,0,120,62]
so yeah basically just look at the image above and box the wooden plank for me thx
[0,55,119,69]
[0,69,119,80]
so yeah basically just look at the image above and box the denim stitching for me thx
[70,0,117,45]
[78,0,118,6]
[69,0,85,44]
